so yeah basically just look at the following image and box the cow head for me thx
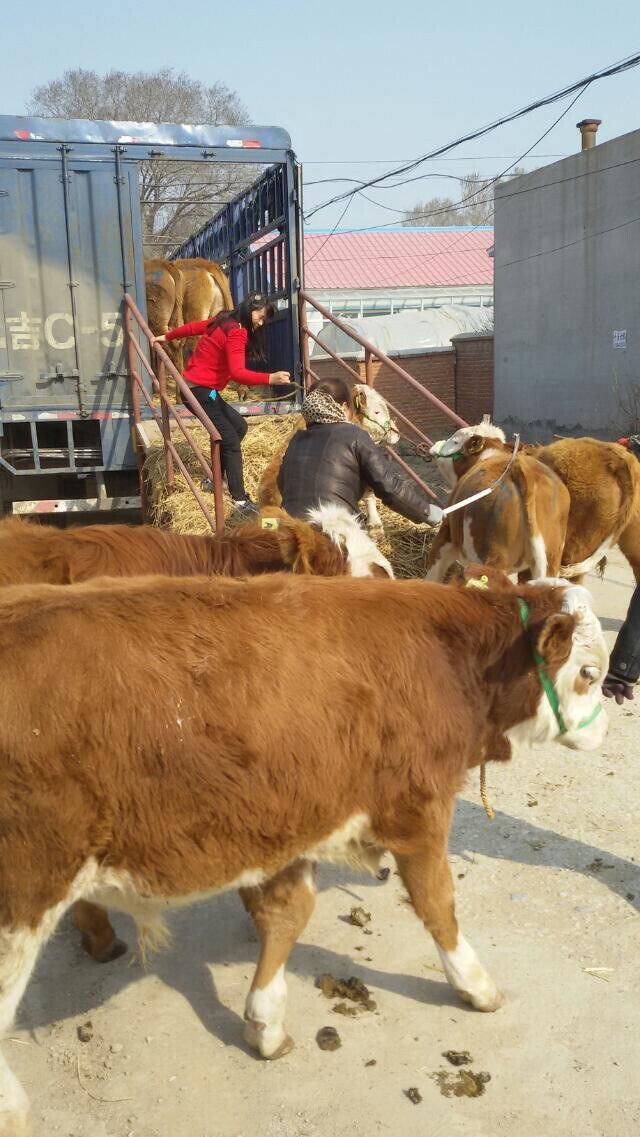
[352,385,400,445]
[511,579,608,752]
[462,566,608,752]
[430,422,507,489]
[307,503,394,578]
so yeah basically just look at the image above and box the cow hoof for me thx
[82,933,128,964]
[262,1034,295,1061]
[243,1021,294,1060]
[459,986,505,1013]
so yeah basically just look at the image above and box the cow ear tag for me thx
[261,517,279,531]
[466,574,489,590]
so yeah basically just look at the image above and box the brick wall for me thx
[309,332,494,439]
[452,333,494,424]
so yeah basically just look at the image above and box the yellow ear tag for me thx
[261,517,279,531]
[466,574,489,590]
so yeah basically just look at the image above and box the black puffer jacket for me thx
[277,421,437,525]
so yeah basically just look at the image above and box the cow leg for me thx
[240,861,316,1060]
[425,522,458,582]
[618,515,640,584]
[362,489,383,533]
[395,832,503,1013]
[0,928,42,1136]
[72,901,127,964]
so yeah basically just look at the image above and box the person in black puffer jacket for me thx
[602,582,639,703]
[278,377,443,527]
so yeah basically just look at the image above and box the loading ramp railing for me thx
[123,294,225,534]
[124,287,470,529]
[299,291,468,503]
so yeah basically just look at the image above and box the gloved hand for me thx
[602,671,635,705]
[427,504,444,526]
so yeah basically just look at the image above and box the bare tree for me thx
[28,68,254,256]
[402,168,528,227]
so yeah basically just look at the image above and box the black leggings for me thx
[189,387,248,500]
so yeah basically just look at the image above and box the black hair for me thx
[207,291,275,361]
[307,376,354,412]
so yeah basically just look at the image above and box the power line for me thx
[304,197,354,267]
[304,49,640,221]
[302,153,570,168]
[496,212,640,270]
[308,83,589,244]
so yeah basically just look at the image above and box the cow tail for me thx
[207,265,233,311]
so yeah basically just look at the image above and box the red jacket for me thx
[165,319,268,389]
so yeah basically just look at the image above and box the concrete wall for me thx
[494,127,640,441]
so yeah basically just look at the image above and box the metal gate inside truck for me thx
[0,116,302,513]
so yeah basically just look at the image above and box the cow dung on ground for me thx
[144,412,436,578]
[432,1069,491,1098]
[315,974,377,1012]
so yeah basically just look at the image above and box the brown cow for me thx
[144,258,184,377]
[0,508,392,590]
[0,567,607,1131]
[0,508,391,968]
[426,424,570,582]
[0,513,345,588]
[429,423,640,583]
[173,256,233,364]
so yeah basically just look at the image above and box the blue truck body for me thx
[0,115,302,513]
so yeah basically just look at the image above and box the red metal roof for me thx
[303,227,494,289]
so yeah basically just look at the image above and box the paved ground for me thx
[9,551,639,1137]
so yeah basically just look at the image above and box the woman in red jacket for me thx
[154,292,290,515]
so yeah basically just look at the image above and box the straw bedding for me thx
[144,416,435,578]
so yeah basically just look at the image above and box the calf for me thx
[258,384,400,532]
[426,424,570,581]
[0,507,392,589]
[0,568,607,1133]
[0,509,390,972]
[430,423,640,582]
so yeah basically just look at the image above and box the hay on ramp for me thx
[144,416,435,577]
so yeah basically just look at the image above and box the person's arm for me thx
[162,320,210,342]
[355,430,443,526]
[225,326,289,386]
[602,582,640,703]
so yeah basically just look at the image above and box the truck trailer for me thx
[0,115,303,515]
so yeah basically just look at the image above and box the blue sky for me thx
[2,0,640,229]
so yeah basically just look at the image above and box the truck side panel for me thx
[0,154,145,487]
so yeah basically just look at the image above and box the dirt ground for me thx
[10,551,640,1137]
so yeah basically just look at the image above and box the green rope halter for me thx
[517,599,602,734]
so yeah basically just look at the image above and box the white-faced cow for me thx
[426,423,570,582]
[0,567,607,1133]
[429,422,640,583]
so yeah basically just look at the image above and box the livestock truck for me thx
[0,115,303,516]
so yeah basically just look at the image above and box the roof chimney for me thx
[577,119,601,151]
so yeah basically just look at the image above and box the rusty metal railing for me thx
[123,294,225,534]
[299,290,468,503]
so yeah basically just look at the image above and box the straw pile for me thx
[144,416,436,578]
